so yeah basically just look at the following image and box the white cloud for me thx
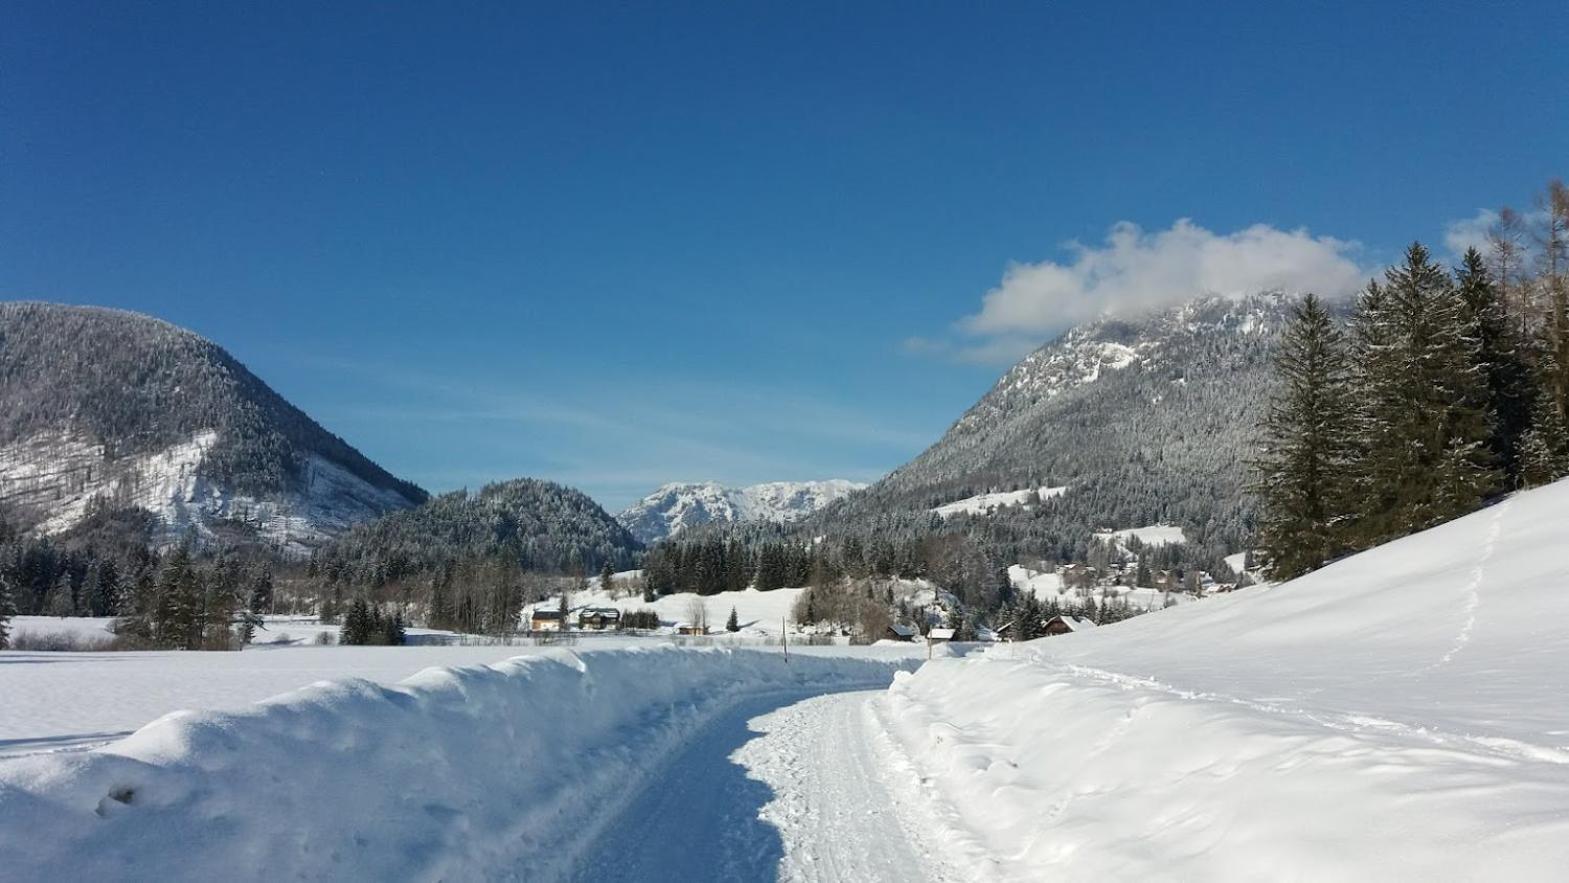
[1443,209,1499,258]
[940,219,1367,362]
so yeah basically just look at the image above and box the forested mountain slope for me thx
[0,302,425,553]
[816,294,1297,558]
[313,477,641,584]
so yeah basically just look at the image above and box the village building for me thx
[885,623,920,642]
[1042,614,1097,636]
[577,607,622,631]
[529,609,566,632]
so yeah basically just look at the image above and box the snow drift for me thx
[0,646,915,881]
[882,479,1569,880]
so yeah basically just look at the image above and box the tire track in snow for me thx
[736,691,966,883]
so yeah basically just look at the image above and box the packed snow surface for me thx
[930,485,1066,518]
[0,646,925,880]
[883,479,1569,880]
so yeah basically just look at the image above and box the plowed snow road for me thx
[571,689,959,883]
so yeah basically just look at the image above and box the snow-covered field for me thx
[553,584,806,637]
[1006,564,1195,610]
[931,484,1067,518]
[1092,523,1187,546]
[883,479,1569,879]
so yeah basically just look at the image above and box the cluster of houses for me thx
[881,613,1097,644]
[1059,562,1229,594]
[528,606,624,633]
[526,606,714,636]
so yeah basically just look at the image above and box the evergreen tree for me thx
[1455,248,1534,485]
[1349,244,1499,546]
[384,610,407,646]
[1519,381,1569,486]
[45,572,74,617]
[599,561,615,594]
[725,606,740,632]
[0,571,15,649]
[1252,294,1358,579]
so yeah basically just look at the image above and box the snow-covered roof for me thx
[889,623,919,638]
[928,627,956,640]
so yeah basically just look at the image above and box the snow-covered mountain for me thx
[820,293,1298,555]
[619,479,866,543]
[0,302,426,555]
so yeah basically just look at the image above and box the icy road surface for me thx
[574,690,959,883]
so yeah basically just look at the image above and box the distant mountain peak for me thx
[618,479,866,544]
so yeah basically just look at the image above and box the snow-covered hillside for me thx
[0,303,426,553]
[1006,564,1195,611]
[0,429,417,555]
[931,484,1066,518]
[882,479,1569,879]
[1093,523,1187,547]
[618,479,865,543]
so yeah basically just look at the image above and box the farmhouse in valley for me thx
[578,607,622,631]
[530,608,566,632]
[1043,614,1097,636]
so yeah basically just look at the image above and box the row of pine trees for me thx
[0,524,275,650]
[1255,182,1569,579]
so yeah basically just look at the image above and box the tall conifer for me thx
[1253,294,1357,579]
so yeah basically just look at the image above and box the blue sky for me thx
[3,2,1566,510]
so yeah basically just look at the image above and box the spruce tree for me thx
[45,573,74,617]
[1456,248,1533,485]
[1252,294,1357,579]
[1349,244,1499,545]
[0,571,15,649]
[725,606,739,632]
[1519,379,1569,486]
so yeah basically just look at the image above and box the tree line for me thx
[0,515,276,650]
[1255,180,1569,579]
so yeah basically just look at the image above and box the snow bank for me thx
[0,646,915,881]
[882,480,1569,880]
